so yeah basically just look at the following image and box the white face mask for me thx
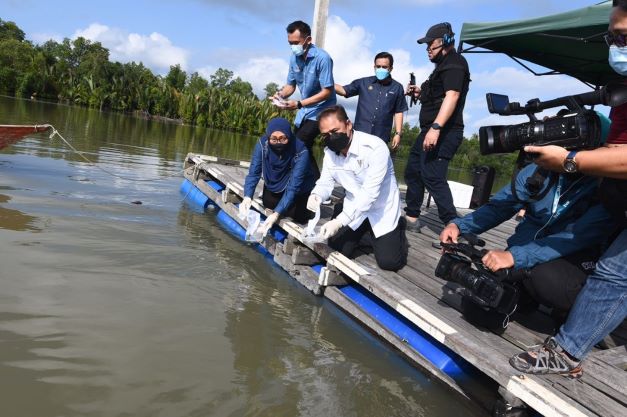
[291,44,304,56]
[609,45,627,76]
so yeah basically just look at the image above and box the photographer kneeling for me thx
[440,161,616,324]
[508,0,627,379]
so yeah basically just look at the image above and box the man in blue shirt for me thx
[335,52,408,150]
[273,20,337,179]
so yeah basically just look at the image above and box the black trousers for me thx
[328,218,408,271]
[262,186,313,224]
[294,119,320,180]
[404,128,463,224]
[519,249,599,314]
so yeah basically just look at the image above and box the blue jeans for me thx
[556,229,627,359]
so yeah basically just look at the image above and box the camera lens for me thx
[479,126,499,154]
[479,111,602,155]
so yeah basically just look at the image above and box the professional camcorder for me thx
[479,81,627,155]
[435,235,518,316]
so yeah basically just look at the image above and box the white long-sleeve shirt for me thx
[311,130,401,237]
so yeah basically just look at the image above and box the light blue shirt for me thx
[287,44,336,127]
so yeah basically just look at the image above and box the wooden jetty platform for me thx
[182,152,626,417]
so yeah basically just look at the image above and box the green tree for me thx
[165,64,186,92]
[0,38,34,95]
[0,19,25,41]
[187,72,209,95]
[228,76,254,98]
[210,68,233,88]
[263,82,279,98]
[0,20,297,135]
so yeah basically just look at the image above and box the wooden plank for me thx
[348,260,595,416]
[577,357,627,404]
[183,156,627,417]
[543,373,627,417]
[352,254,623,417]
[589,345,627,369]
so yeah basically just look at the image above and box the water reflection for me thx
[0,96,484,417]
[0,312,111,417]
[0,96,510,191]
[0,194,40,231]
[176,203,478,416]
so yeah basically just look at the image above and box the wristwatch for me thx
[393,131,403,137]
[431,122,442,130]
[563,150,579,173]
[297,101,303,109]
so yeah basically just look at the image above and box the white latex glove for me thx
[239,196,252,219]
[241,196,252,212]
[259,212,279,237]
[320,218,343,239]
[306,194,322,212]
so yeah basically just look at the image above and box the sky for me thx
[0,0,612,134]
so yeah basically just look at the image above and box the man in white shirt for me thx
[306,105,408,271]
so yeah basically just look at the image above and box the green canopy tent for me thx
[459,0,621,88]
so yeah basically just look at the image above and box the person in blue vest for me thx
[241,118,316,234]
[335,52,408,150]
[272,20,337,180]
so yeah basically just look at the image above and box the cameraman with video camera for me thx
[509,0,627,378]
[440,152,615,321]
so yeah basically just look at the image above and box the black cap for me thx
[417,22,452,44]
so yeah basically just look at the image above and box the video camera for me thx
[435,235,518,316]
[479,81,627,155]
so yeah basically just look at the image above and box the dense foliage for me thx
[0,18,515,177]
[0,18,293,135]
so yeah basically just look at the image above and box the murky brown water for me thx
[0,96,482,417]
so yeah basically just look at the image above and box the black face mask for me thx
[325,131,350,155]
[269,143,288,154]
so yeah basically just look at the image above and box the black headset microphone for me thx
[442,22,455,47]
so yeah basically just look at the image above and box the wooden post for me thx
[312,0,329,48]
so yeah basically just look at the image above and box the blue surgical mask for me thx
[291,44,305,56]
[375,68,390,80]
[609,45,627,76]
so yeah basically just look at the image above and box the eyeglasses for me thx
[604,31,627,48]
[426,43,444,53]
[269,135,289,144]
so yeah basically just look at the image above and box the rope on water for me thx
[48,125,186,183]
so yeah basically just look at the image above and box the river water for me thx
[0,97,482,417]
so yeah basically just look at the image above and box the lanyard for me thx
[551,176,563,215]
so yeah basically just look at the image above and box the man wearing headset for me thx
[405,23,470,231]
